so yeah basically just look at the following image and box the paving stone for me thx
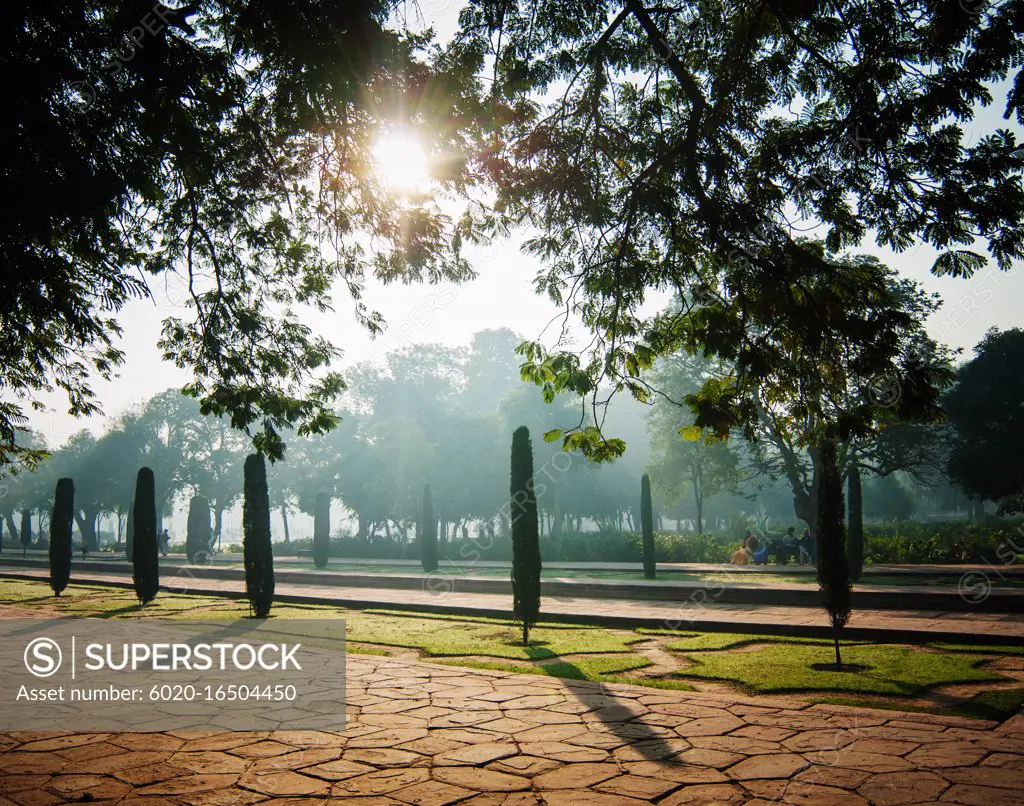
[333,769,432,796]
[539,793,648,806]
[595,773,679,799]
[905,742,990,768]
[516,742,609,763]
[113,762,189,786]
[943,765,1024,789]
[169,750,250,774]
[433,768,530,792]
[533,763,620,790]
[237,769,331,796]
[822,749,914,772]
[392,780,476,806]
[858,771,950,805]
[135,773,241,795]
[611,737,691,762]
[658,782,748,805]
[623,760,728,784]
[435,741,517,766]
[45,774,132,800]
[487,755,563,777]
[302,758,376,781]
[727,752,809,780]
[676,747,746,768]
[345,748,428,768]
[939,783,1023,805]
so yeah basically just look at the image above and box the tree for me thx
[132,468,159,605]
[510,426,541,646]
[243,454,274,618]
[420,483,438,573]
[458,1,1022,467]
[847,464,864,583]
[49,478,74,596]
[19,510,31,556]
[2,2,487,469]
[640,474,655,579]
[313,492,331,569]
[817,440,851,670]
[185,495,212,563]
[646,352,740,533]
[945,328,1024,510]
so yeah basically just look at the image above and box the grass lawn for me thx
[675,643,1004,695]
[1,577,1020,717]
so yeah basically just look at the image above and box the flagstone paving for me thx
[1,655,1022,805]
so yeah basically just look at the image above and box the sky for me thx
[23,2,1024,450]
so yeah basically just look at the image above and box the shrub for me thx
[243,454,275,618]
[132,468,159,605]
[49,478,74,596]
[510,427,541,646]
[185,495,212,563]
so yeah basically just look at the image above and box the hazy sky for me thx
[24,3,1024,448]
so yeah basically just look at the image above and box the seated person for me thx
[752,544,769,564]
[732,546,749,565]
[740,531,758,562]
[798,529,814,564]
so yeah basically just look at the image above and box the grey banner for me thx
[0,619,347,732]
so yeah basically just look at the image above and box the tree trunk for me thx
[75,509,99,551]
[383,519,393,540]
[676,517,681,533]
[693,486,703,536]
[214,505,224,549]
[358,513,367,541]
[847,463,864,582]
[834,631,842,672]
[5,513,19,544]
[280,505,291,545]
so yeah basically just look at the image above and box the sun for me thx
[372,129,430,193]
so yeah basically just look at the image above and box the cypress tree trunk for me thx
[125,501,135,561]
[847,463,864,583]
[185,495,212,563]
[49,479,74,596]
[420,483,438,572]
[20,510,31,556]
[510,427,542,646]
[815,440,851,670]
[281,504,291,545]
[243,454,275,618]
[132,468,160,605]
[641,474,656,579]
[313,492,330,569]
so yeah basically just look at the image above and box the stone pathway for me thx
[1,654,1022,805]
[3,568,1023,642]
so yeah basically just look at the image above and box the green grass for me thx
[927,642,1024,655]
[637,628,870,652]
[0,578,640,660]
[675,643,1004,695]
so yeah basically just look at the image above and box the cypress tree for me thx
[49,479,74,596]
[509,426,541,646]
[641,474,656,579]
[185,495,212,562]
[132,467,160,605]
[125,500,134,561]
[815,439,851,670]
[420,483,438,573]
[313,491,330,569]
[847,463,864,583]
[20,510,31,556]
[243,454,275,618]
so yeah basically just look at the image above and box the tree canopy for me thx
[945,327,1024,510]
[454,0,1023,455]
[2,0,488,467]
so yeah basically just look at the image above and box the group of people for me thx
[732,526,815,565]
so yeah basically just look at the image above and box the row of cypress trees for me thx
[44,454,276,618]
